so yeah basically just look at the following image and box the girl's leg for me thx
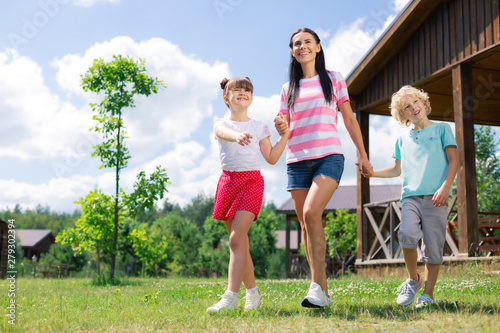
[224,210,256,293]
[294,176,338,296]
[401,248,419,282]
[423,263,440,298]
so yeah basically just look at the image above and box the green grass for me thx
[2,267,499,332]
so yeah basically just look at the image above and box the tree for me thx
[475,125,500,212]
[79,55,168,280]
[324,209,357,276]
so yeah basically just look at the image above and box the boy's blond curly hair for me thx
[390,85,432,126]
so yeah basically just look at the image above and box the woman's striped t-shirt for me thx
[279,70,350,164]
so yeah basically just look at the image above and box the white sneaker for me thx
[301,282,328,308]
[244,289,261,311]
[206,290,238,314]
[396,274,424,306]
[415,294,436,308]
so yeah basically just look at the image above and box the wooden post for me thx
[285,215,291,277]
[452,63,479,257]
[356,109,371,261]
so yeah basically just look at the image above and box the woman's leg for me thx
[292,176,338,295]
[224,210,256,293]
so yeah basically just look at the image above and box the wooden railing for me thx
[361,193,500,262]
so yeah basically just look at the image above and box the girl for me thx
[276,28,372,308]
[206,77,289,313]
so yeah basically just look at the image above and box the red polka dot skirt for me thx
[213,170,264,222]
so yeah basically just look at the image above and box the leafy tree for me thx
[57,189,116,275]
[79,55,168,279]
[324,209,357,276]
[181,194,215,231]
[41,242,88,273]
[153,212,202,276]
[475,125,500,212]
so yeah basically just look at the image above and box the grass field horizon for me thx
[2,262,499,332]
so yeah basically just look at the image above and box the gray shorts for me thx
[398,195,448,264]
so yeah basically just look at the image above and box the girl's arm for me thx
[339,101,373,175]
[365,159,401,178]
[432,146,458,207]
[215,124,252,146]
[260,118,290,165]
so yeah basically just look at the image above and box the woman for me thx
[277,28,372,308]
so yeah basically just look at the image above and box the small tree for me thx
[324,209,357,276]
[78,55,168,280]
[475,125,500,212]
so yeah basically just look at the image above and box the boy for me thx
[364,85,458,308]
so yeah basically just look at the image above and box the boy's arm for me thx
[432,146,458,207]
[215,124,252,146]
[364,159,401,178]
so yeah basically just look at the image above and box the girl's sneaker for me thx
[415,293,436,308]
[301,282,328,308]
[244,289,261,311]
[396,274,424,305]
[206,290,238,314]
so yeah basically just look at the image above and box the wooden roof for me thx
[347,0,500,126]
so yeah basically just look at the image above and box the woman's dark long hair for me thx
[287,28,333,110]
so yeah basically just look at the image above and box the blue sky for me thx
[1,0,497,213]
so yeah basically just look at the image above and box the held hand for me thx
[236,131,252,146]
[356,157,373,178]
[274,113,289,136]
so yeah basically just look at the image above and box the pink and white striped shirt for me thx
[279,71,350,164]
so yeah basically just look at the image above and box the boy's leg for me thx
[419,196,448,300]
[402,248,419,282]
[423,263,441,299]
[224,210,255,293]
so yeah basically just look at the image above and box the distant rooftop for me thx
[16,229,54,247]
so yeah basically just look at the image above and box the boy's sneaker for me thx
[301,282,329,308]
[415,294,436,308]
[206,290,238,314]
[244,289,261,311]
[396,274,424,306]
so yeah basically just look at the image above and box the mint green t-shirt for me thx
[393,122,457,200]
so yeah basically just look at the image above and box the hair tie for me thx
[223,79,233,97]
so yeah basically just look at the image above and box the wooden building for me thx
[348,0,500,266]
[16,229,55,260]
[277,185,402,276]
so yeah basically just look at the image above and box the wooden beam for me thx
[452,63,479,256]
[285,216,291,277]
[357,111,371,261]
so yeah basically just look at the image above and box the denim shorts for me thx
[286,154,344,191]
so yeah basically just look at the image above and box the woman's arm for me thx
[339,101,373,174]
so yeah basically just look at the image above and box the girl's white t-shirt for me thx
[214,117,271,171]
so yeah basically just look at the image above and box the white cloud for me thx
[73,0,120,7]
[394,0,411,12]
[51,36,230,162]
[0,49,93,160]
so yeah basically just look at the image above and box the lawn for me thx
[1,265,499,332]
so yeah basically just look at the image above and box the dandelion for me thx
[115,288,120,292]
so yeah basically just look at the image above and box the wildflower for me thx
[115,288,120,292]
